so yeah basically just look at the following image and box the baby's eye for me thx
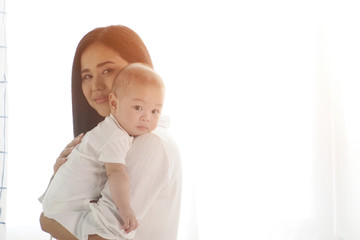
[133,106,142,111]
[152,109,160,115]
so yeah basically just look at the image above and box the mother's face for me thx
[81,42,129,117]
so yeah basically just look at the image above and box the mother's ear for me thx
[109,93,118,111]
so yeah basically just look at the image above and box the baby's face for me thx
[113,83,164,136]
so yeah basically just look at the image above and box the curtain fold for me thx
[0,0,7,239]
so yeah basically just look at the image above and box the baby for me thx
[42,63,165,237]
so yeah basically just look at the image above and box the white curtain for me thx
[185,1,360,239]
[0,0,7,239]
[321,2,360,238]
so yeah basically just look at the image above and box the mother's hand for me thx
[54,133,84,174]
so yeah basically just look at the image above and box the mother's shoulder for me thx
[128,124,181,176]
[133,125,173,147]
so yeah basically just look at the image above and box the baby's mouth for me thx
[137,126,148,131]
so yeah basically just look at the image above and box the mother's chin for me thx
[90,101,111,117]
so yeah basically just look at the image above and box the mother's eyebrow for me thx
[81,61,115,74]
[97,61,115,68]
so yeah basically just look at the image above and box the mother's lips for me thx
[94,96,108,104]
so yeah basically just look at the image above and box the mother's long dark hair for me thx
[71,25,153,137]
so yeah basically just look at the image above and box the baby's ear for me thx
[109,93,117,111]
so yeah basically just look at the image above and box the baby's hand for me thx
[119,207,139,233]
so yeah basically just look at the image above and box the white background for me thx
[5,0,360,239]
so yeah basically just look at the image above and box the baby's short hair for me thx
[112,63,165,95]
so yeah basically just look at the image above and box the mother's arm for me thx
[40,213,78,240]
[40,213,107,240]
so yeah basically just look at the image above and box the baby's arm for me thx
[105,163,138,233]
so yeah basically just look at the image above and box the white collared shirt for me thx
[84,116,182,240]
[40,116,182,240]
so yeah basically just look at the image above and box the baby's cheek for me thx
[151,122,158,132]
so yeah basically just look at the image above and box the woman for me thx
[39,25,182,240]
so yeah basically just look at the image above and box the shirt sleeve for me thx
[98,133,132,165]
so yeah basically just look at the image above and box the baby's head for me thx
[109,63,165,136]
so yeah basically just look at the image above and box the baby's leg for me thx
[39,212,78,240]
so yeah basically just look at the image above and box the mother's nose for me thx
[91,75,105,91]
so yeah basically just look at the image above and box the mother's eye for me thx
[81,74,92,81]
[103,68,114,74]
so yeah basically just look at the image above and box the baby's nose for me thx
[141,113,150,122]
